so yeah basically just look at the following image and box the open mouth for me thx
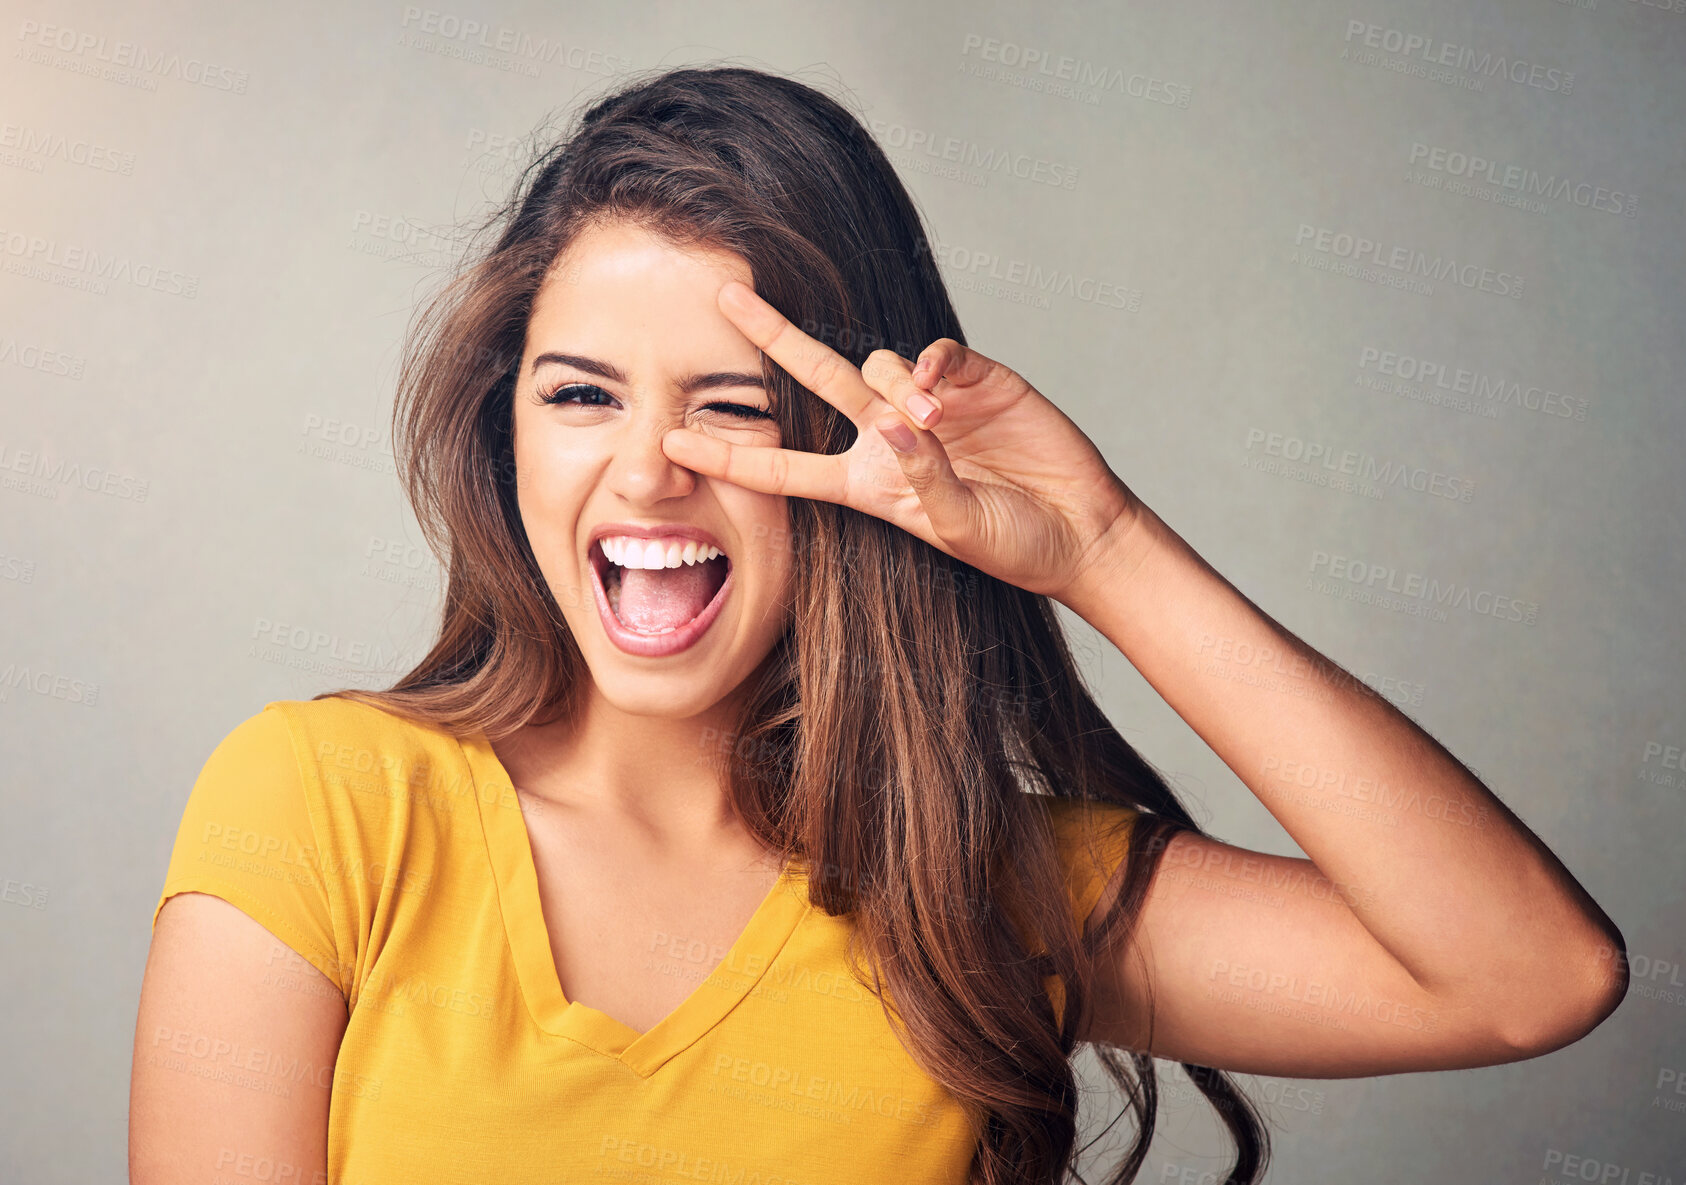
[588,535,733,651]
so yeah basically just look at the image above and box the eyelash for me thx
[539,382,774,422]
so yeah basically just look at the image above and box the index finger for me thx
[717,281,877,423]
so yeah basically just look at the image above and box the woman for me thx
[131,65,1627,1185]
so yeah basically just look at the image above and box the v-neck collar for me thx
[457,729,811,1078]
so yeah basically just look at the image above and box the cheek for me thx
[510,438,593,562]
[729,498,792,575]
[512,422,590,507]
[747,508,797,607]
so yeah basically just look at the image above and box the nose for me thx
[604,404,698,505]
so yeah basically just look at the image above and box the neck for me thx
[494,680,756,843]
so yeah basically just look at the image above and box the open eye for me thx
[539,382,616,408]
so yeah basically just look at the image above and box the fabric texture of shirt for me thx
[151,697,1138,1184]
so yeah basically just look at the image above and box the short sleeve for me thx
[1040,797,1139,929]
[152,705,348,997]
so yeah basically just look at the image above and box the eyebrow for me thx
[530,351,768,397]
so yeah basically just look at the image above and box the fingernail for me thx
[879,420,917,453]
[912,356,931,380]
[907,392,937,425]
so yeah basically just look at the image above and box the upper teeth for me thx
[600,535,725,569]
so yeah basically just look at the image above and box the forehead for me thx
[527,221,755,350]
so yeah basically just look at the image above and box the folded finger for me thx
[860,349,945,432]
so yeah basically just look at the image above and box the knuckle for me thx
[861,350,898,384]
[714,441,738,480]
[813,351,845,388]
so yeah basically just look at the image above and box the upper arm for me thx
[131,892,348,1183]
[132,704,357,1180]
[1078,829,1521,1077]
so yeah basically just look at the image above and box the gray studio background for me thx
[3,0,1683,1181]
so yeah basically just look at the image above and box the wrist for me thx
[1054,500,1168,614]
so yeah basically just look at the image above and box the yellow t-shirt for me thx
[152,697,1136,1184]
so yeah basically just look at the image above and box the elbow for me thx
[1493,923,1629,1059]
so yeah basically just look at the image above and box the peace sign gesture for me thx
[661,281,1143,602]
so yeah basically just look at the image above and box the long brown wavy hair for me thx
[320,64,1268,1185]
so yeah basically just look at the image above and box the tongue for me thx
[615,563,719,631]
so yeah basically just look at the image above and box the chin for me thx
[581,655,757,721]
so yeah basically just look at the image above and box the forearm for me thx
[1056,503,1625,1032]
